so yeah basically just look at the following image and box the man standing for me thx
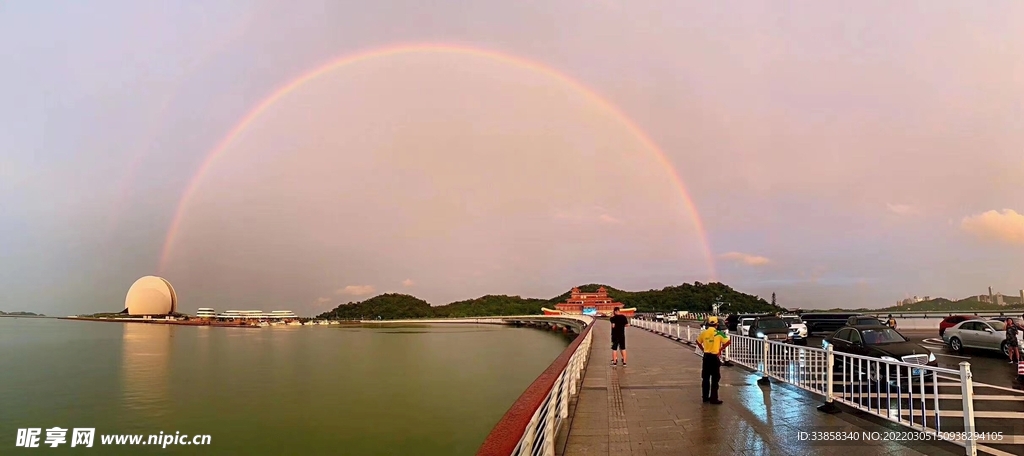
[610,307,628,366]
[697,316,730,404]
[886,314,897,330]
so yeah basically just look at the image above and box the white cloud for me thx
[335,285,376,296]
[402,279,415,287]
[719,251,772,266]
[961,209,1024,245]
[886,203,918,215]
[553,206,623,225]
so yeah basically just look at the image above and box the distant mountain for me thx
[0,311,44,316]
[879,296,1024,312]
[315,282,777,320]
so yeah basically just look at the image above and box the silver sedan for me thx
[942,319,1022,357]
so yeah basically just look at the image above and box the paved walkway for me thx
[556,320,963,456]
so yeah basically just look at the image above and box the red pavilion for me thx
[542,287,636,317]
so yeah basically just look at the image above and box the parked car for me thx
[846,315,883,326]
[739,317,755,336]
[939,315,980,337]
[824,325,937,382]
[943,320,1023,357]
[665,314,678,323]
[655,313,665,321]
[782,315,808,345]
[800,313,860,336]
[749,316,792,343]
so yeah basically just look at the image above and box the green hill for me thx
[879,296,1024,312]
[316,282,777,320]
[0,311,44,316]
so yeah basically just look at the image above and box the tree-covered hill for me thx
[316,282,778,320]
[878,296,1024,312]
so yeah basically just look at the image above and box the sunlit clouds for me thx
[886,203,919,216]
[961,209,1024,246]
[336,286,376,296]
[719,252,772,267]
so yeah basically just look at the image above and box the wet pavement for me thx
[556,320,965,456]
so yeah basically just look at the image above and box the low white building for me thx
[216,310,298,320]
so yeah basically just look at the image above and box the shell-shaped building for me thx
[124,276,177,315]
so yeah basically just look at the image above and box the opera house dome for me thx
[125,276,177,315]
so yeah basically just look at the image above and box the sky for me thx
[1,1,1022,316]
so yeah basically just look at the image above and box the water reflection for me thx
[120,323,172,417]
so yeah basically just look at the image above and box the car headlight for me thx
[756,332,765,338]
[928,352,936,362]
[822,340,830,349]
[880,356,898,362]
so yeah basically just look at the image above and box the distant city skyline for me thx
[1,2,1022,316]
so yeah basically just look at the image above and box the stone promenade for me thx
[555,319,963,456]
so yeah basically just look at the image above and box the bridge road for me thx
[555,319,961,456]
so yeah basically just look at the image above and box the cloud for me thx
[886,203,919,215]
[719,251,772,266]
[554,206,623,225]
[335,285,376,296]
[402,279,414,287]
[960,209,1024,245]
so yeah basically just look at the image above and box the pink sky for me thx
[1,1,1021,315]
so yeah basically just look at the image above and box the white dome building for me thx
[125,276,177,316]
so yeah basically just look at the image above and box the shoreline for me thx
[58,317,264,328]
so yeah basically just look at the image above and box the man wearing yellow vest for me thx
[697,316,730,404]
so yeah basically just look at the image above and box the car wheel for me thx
[949,337,962,352]
[1001,341,1010,358]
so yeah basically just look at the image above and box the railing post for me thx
[960,362,977,456]
[817,344,840,413]
[757,335,771,385]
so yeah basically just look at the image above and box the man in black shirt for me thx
[610,307,629,366]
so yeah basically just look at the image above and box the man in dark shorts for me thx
[610,307,628,366]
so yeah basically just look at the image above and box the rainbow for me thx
[158,42,716,278]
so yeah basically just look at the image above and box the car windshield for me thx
[861,328,907,345]
[783,317,802,324]
[757,319,788,329]
[741,319,754,325]
[988,321,1007,331]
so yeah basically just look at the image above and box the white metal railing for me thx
[474,315,594,456]
[629,317,988,456]
[508,324,592,456]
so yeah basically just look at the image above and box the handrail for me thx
[477,316,594,456]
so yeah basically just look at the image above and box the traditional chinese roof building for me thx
[542,287,636,317]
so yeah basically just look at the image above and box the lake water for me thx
[0,318,570,455]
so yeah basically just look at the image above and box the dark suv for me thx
[750,316,792,343]
[847,315,883,327]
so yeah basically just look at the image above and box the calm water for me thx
[0,318,570,455]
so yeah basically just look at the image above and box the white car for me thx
[740,318,755,336]
[655,313,665,321]
[782,315,809,345]
[665,314,678,322]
